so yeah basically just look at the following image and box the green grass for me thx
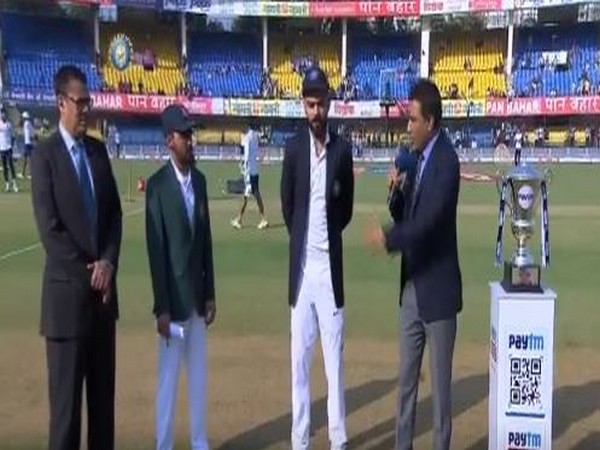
[1,160,599,348]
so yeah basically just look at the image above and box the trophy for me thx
[495,149,550,292]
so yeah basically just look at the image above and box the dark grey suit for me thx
[385,131,462,450]
[31,130,122,450]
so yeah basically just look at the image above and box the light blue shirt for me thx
[170,158,195,228]
[416,131,439,182]
[58,123,95,197]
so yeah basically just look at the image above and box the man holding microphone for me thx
[365,79,462,450]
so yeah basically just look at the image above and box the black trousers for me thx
[46,306,116,450]
[1,149,16,182]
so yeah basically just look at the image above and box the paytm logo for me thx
[508,333,544,351]
[508,431,542,449]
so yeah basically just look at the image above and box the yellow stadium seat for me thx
[431,32,506,99]
[269,35,341,97]
[196,125,245,146]
[101,21,184,95]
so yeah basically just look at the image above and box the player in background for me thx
[0,107,18,193]
[21,111,35,179]
[231,122,269,230]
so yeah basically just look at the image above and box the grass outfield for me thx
[0,160,599,449]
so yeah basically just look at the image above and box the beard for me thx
[309,118,327,138]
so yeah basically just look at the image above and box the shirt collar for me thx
[59,122,80,152]
[309,126,331,161]
[170,158,191,186]
[419,130,439,164]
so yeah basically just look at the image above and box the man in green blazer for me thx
[145,104,216,450]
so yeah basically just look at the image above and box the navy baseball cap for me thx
[161,104,198,134]
[302,66,330,97]
[394,146,417,175]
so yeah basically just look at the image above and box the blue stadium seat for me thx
[1,13,101,92]
[349,35,420,101]
[512,25,600,97]
[187,33,262,98]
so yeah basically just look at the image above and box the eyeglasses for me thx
[61,93,93,110]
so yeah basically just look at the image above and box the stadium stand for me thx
[431,31,506,99]
[269,34,342,97]
[349,34,420,100]
[187,33,262,98]
[196,125,246,145]
[100,19,184,95]
[512,24,600,97]
[1,13,101,92]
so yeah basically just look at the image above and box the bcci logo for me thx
[109,33,133,72]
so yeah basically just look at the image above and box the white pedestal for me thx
[488,282,556,450]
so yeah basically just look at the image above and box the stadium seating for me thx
[187,33,262,98]
[431,32,506,99]
[349,35,420,100]
[269,34,342,97]
[196,125,246,145]
[1,13,101,92]
[101,20,184,95]
[512,25,600,97]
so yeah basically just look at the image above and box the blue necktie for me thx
[75,142,97,247]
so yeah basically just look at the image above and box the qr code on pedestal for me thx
[509,356,542,408]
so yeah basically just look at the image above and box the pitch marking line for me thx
[0,206,145,263]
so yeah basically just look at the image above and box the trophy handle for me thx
[495,171,513,215]
[544,167,553,185]
[495,170,503,195]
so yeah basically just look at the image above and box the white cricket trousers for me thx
[156,312,209,450]
[291,254,347,450]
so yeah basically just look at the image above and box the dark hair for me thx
[409,79,442,129]
[54,65,87,96]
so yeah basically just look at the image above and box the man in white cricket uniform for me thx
[21,111,35,179]
[280,67,354,450]
[0,107,18,192]
[231,123,268,229]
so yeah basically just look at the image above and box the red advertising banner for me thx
[309,1,420,17]
[485,96,600,117]
[90,93,216,115]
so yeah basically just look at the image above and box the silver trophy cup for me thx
[495,151,550,292]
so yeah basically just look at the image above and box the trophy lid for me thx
[508,162,543,182]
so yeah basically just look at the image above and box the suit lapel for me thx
[191,168,205,241]
[166,162,193,243]
[301,128,311,212]
[411,137,440,216]
[325,131,336,204]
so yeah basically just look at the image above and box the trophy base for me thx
[502,261,543,293]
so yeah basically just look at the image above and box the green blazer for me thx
[145,162,215,321]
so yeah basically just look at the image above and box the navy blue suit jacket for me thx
[386,131,463,323]
[280,127,354,308]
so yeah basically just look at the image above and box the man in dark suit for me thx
[365,79,462,450]
[281,67,354,450]
[31,65,122,450]
[145,104,215,450]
